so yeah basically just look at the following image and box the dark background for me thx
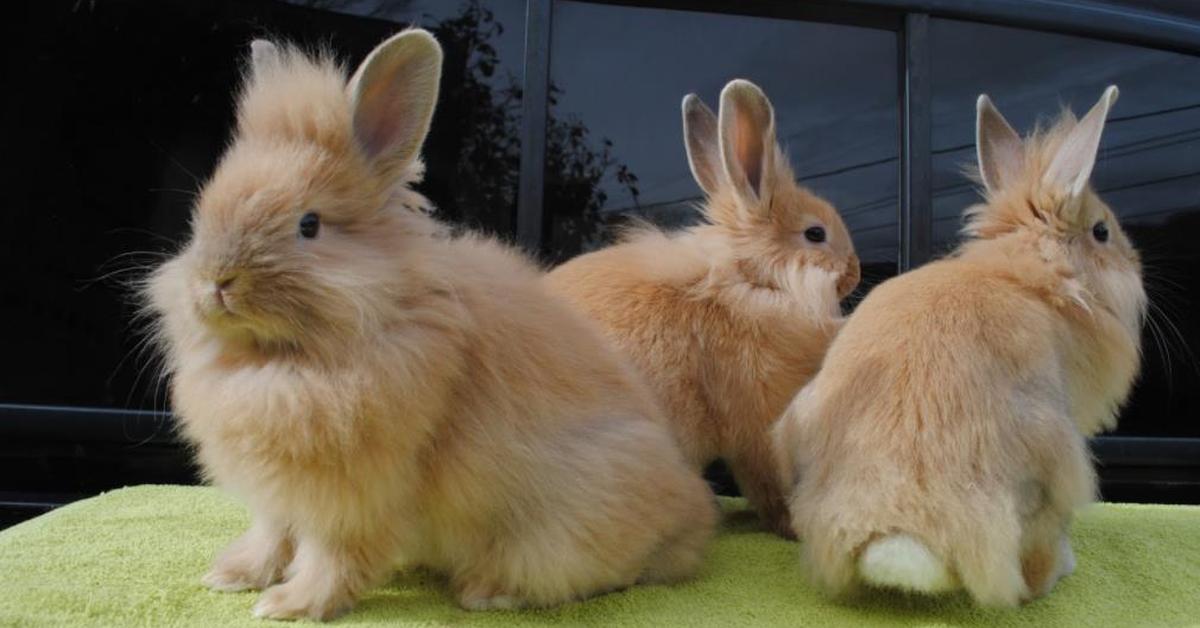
[2,0,1198,527]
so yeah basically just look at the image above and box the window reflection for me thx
[930,19,1200,437]
[543,0,900,297]
[0,0,523,410]
[283,0,528,235]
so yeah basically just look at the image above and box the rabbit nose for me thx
[214,275,237,308]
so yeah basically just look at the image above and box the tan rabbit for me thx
[144,30,715,620]
[773,86,1145,607]
[546,80,860,538]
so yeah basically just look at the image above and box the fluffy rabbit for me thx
[773,86,1144,606]
[546,80,860,538]
[145,30,715,620]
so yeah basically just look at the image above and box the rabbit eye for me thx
[1092,220,1109,243]
[804,226,826,244]
[299,212,320,239]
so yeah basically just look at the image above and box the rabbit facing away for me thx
[547,80,861,538]
[773,87,1144,607]
[145,30,715,620]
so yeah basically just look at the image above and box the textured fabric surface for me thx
[1,485,1198,627]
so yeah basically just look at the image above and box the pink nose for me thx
[214,276,236,308]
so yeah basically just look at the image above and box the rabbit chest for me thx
[171,352,430,522]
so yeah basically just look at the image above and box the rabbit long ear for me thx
[348,29,443,166]
[718,79,777,214]
[1042,85,1118,199]
[249,40,282,78]
[976,94,1024,195]
[682,94,723,197]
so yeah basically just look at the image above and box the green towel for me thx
[0,486,1197,627]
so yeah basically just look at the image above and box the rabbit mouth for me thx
[196,303,284,347]
[196,288,249,329]
[194,290,303,346]
[198,304,243,331]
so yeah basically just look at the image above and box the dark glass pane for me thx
[0,0,523,411]
[931,19,1200,437]
[543,1,900,295]
[284,0,529,236]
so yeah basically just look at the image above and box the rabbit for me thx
[143,29,716,621]
[546,79,861,538]
[773,86,1145,607]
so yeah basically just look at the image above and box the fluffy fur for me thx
[145,30,714,621]
[546,80,860,538]
[857,534,956,593]
[773,86,1145,606]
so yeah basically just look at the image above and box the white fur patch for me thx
[715,261,842,320]
[858,534,957,594]
[1058,536,1077,579]
[777,264,841,320]
[1097,267,1146,341]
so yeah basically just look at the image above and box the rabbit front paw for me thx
[202,565,273,593]
[456,577,529,611]
[252,580,352,621]
[202,526,291,592]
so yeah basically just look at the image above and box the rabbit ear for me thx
[1043,85,1118,199]
[976,94,1024,194]
[248,39,281,77]
[348,29,443,165]
[682,94,723,197]
[718,79,777,212]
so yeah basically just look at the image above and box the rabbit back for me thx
[779,257,1098,606]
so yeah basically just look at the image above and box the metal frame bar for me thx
[1093,436,1200,467]
[563,0,903,31]
[0,404,174,445]
[516,0,555,254]
[518,0,1200,55]
[899,11,932,270]
[846,0,1200,55]
[5,402,1195,469]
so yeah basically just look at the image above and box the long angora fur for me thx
[773,86,1145,606]
[145,30,715,621]
[547,80,860,538]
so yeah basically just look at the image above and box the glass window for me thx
[930,19,1200,437]
[543,1,900,296]
[0,0,524,410]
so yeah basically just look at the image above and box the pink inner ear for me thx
[354,74,410,159]
[735,114,764,193]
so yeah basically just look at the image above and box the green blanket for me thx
[1,486,1197,627]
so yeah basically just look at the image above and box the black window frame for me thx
[3,0,1198,525]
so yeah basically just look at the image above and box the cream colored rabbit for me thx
[774,86,1144,606]
[145,30,714,620]
[547,80,860,537]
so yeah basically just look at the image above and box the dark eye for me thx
[804,226,826,244]
[1092,220,1109,243]
[299,212,320,239]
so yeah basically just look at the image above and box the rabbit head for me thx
[682,80,860,302]
[968,87,1146,343]
[148,30,443,357]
